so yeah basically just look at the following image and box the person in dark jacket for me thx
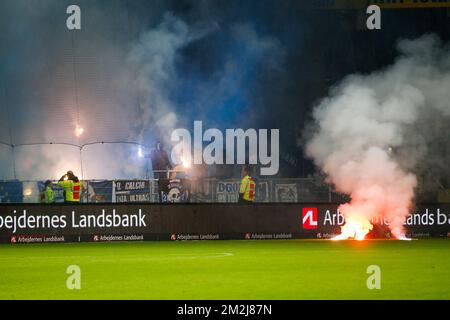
[150,142,172,179]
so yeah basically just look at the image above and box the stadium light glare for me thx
[75,126,84,137]
[181,156,191,169]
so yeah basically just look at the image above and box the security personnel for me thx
[40,180,55,204]
[238,165,256,204]
[58,171,81,203]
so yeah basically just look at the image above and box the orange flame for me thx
[331,216,373,241]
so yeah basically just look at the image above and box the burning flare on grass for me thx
[331,218,372,241]
[326,147,417,240]
[331,203,374,240]
[306,35,450,240]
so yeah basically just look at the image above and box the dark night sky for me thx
[0,0,449,180]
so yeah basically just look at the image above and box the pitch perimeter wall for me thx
[0,203,449,243]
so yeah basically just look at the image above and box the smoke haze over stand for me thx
[0,1,286,180]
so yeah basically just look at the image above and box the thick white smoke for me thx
[128,13,187,140]
[306,34,450,239]
[127,13,218,142]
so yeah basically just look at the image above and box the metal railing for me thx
[2,177,445,204]
[0,178,349,204]
[0,141,151,180]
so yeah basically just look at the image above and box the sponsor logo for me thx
[0,209,147,234]
[302,208,318,229]
[200,234,220,240]
[317,233,339,239]
[245,233,293,240]
[43,236,66,243]
[10,235,66,244]
[171,233,220,241]
[406,232,431,238]
[91,234,144,242]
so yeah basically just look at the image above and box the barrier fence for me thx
[0,178,350,204]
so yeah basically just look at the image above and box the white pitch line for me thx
[0,252,235,262]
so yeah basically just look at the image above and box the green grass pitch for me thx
[0,239,449,299]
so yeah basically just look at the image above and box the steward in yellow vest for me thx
[58,171,81,203]
[40,180,55,204]
[239,165,256,204]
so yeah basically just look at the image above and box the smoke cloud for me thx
[306,34,450,239]
[128,13,218,141]
[0,1,285,180]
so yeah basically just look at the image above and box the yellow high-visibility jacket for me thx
[58,180,81,202]
[43,186,54,204]
[239,175,256,201]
